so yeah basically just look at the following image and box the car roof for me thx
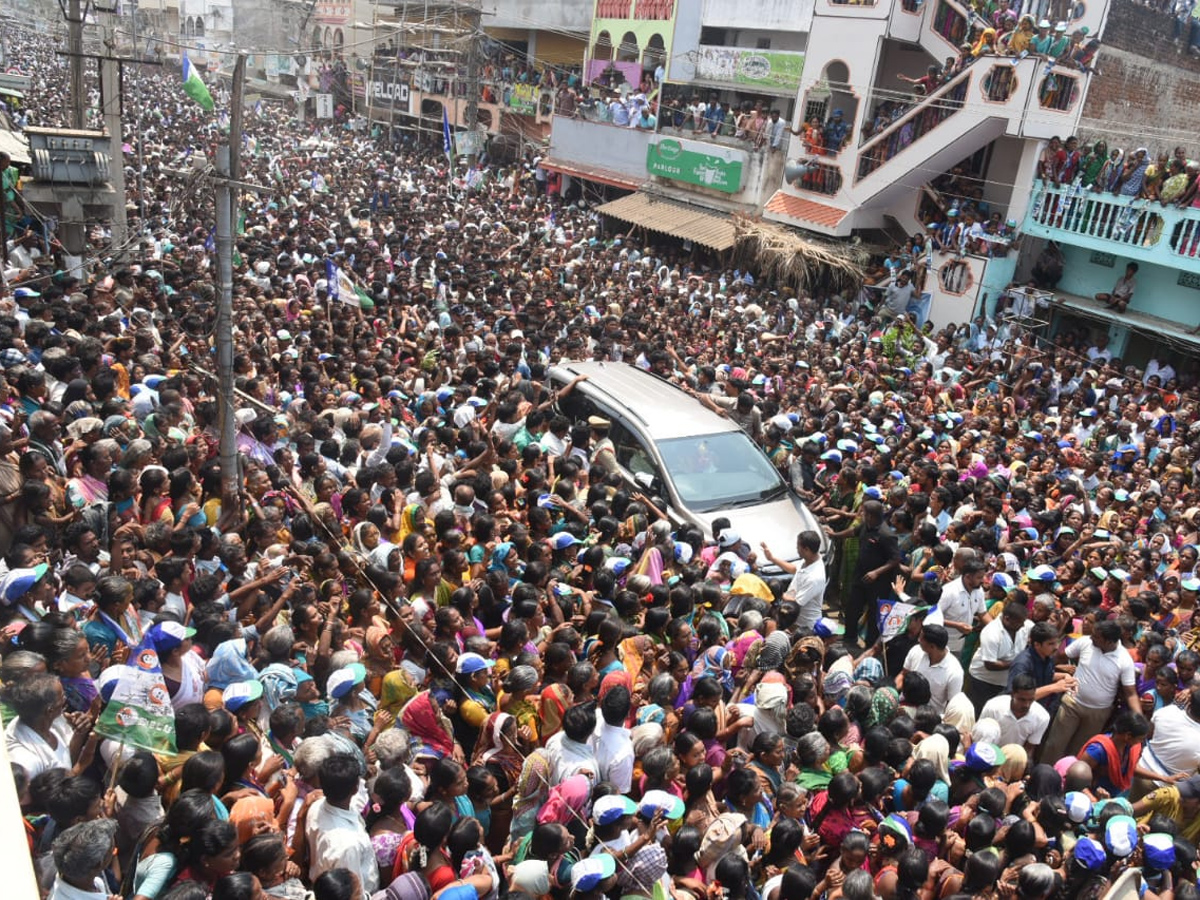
[548,360,740,441]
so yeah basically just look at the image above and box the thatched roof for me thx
[731,214,868,295]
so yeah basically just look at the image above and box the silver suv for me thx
[547,360,829,582]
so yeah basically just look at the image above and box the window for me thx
[755,38,772,50]
[657,432,785,512]
[699,27,728,45]
[608,420,660,483]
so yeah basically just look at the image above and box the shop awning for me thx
[539,157,640,191]
[0,128,30,165]
[596,191,737,251]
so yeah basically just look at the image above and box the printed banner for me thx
[877,598,919,643]
[691,47,806,93]
[94,640,177,755]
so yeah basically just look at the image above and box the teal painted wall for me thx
[1055,245,1200,330]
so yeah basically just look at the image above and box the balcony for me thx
[1023,183,1200,274]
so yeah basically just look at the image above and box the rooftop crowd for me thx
[4,16,1200,900]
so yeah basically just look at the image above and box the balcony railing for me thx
[1026,183,1200,263]
[855,68,971,182]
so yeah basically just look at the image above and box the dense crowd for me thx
[4,17,1200,900]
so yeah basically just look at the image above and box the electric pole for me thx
[67,0,87,129]
[99,9,127,248]
[215,54,246,505]
[463,0,482,164]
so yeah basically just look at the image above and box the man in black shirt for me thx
[845,500,901,649]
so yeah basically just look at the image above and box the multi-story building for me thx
[543,0,1112,327]
[1012,0,1200,374]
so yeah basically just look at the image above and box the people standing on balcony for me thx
[1113,148,1150,196]
[823,110,849,156]
[1047,21,1073,59]
[1006,15,1037,54]
[1030,19,1055,54]
[766,111,789,153]
[897,65,942,98]
[1038,136,1067,183]
[1096,263,1138,314]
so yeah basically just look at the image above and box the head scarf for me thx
[258,662,299,712]
[913,734,951,784]
[489,542,515,574]
[379,668,419,719]
[598,670,632,703]
[537,773,591,825]
[692,646,733,688]
[206,638,258,690]
[228,795,275,844]
[867,686,901,727]
[999,744,1028,783]
[400,690,456,759]
[365,625,392,661]
[370,541,401,570]
[397,504,425,542]
[635,704,666,727]
[618,844,669,895]
[971,717,1002,746]
[942,692,977,736]
[352,521,377,555]
[512,749,552,836]
[756,631,791,672]
[853,656,885,686]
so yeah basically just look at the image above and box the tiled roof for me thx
[764,191,848,228]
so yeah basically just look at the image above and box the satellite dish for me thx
[784,159,813,185]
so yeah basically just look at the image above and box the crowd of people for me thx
[5,15,1200,900]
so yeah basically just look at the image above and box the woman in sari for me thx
[379,667,420,722]
[398,504,427,543]
[487,542,519,586]
[401,687,459,763]
[676,647,733,709]
[632,520,675,586]
[499,665,541,750]
[509,748,552,842]
[363,625,395,700]
[538,680,573,741]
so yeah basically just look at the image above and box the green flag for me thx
[182,56,215,112]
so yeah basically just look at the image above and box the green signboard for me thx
[692,48,806,93]
[646,137,745,193]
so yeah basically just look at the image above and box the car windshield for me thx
[656,431,786,513]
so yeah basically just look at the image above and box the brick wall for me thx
[1077,0,1200,148]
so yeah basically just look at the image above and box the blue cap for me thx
[548,532,580,550]
[820,449,842,462]
[147,621,196,654]
[814,617,845,638]
[964,742,1005,772]
[593,794,637,825]
[222,680,264,712]
[1065,791,1092,824]
[571,854,617,891]
[991,572,1013,590]
[1104,815,1139,858]
[864,486,884,500]
[327,662,367,699]
[1074,836,1107,871]
[1143,833,1175,870]
[455,653,495,675]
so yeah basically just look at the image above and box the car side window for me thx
[609,420,659,481]
[557,390,597,423]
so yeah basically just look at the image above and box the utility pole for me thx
[215,54,246,505]
[67,0,87,129]
[98,9,126,248]
[462,0,482,165]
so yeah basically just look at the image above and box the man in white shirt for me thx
[544,704,600,784]
[936,557,990,654]
[778,530,827,633]
[968,600,1032,708]
[305,754,379,898]
[1040,620,1138,763]
[899,624,963,715]
[592,684,635,793]
[980,675,1051,754]
[1137,687,1200,795]
[46,819,118,900]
